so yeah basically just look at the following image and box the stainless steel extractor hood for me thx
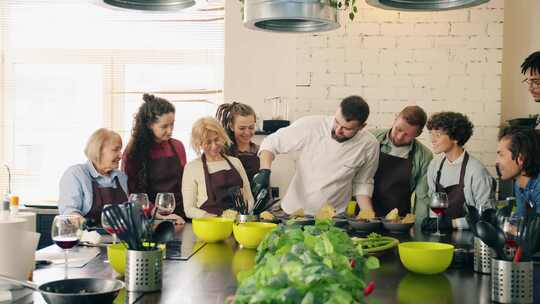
[365,0,489,11]
[103,0,196,11]
[243,0,340,33]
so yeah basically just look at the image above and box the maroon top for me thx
[122,138,187,194]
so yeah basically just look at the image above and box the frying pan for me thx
[0,274,123,304]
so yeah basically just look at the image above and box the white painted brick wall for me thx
[294,2,504,171]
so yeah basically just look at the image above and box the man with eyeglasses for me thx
[521,51,540,129]
[252,95,380,216]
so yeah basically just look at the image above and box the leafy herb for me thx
[233,220,378,303]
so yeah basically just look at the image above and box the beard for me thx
[331,129,353,143]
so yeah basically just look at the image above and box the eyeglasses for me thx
[429,130,447,139]
[522,78,540,89]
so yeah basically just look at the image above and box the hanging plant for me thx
[238,0,359,21]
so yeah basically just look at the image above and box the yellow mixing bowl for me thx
[233,222,277,249]
[107,243,127,275]
[398,242,454,275]
[192,217,234,242]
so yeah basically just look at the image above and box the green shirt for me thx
[371,128,433,223]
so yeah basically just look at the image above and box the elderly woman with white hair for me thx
[182,117,254,218]
[58,128,128,225]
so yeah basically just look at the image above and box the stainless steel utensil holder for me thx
[126,248,162,292]
[236,214,259,223]
[474,237,492,274]
[491,259,533,303]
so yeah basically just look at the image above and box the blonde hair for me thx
[84,128,122,163]
[191,117,231,155]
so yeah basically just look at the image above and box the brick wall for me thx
[292,0,504,173]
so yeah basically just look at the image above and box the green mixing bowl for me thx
[398,242,454,274]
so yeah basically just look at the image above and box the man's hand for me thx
[421,216,452,232]
[251,169,271,197]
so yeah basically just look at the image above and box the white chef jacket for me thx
[259,116,380,215]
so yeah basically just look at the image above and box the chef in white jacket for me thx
[253,95,380,215]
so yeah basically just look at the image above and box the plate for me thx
[348,218,382,232]
[382,220,414,234]
[352,235,399,255]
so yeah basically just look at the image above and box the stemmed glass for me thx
[156,192,175,217]
[51,215,83,279]
[430,192,449,236]
[129,193,152,218]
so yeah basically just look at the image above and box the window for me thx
[0,0,224,202]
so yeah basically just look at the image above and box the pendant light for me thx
[103,0,196,11]
[243,0,340,33]
[365,0,489,11]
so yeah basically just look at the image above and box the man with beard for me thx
[496,126,540,215]
[253,95,379,215]
[521,51,540,129]
[368,106,433,223]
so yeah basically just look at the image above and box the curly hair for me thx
[521,51,540,75]
[427,112,474,146]
[498,126,540,178]
[215,102,256,152]
[340,95,370,124]
[125,94,175,192]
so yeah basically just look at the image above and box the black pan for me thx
[0,275,123,304]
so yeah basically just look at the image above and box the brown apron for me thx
[435,152,469,219]
[87,177,128,226]
[234,148,260,185]
[200,154,244,215]
[372,147,413,217]
[147,141,186,219]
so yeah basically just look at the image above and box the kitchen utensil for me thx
[475,221,508,260]
[102,205,137,250]
[480,208,497,226]
[236,214,259,223]
[228,186,248,215]
[0,274,123,304]
[124,202,141,250]
[398,242,454,275]
[152,220,175,244]
[382,220,414,234]
[464,204,480,235]
[192,217,234,242]
[252,188,269,215]
[233,222,277,249]
[496,199,514,228]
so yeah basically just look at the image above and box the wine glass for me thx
[129,193,152,219]
[101,206,117,244]
[502,214,522,249]
[430,192,449,236]
[51,215,83,279]
[156,192,175,217]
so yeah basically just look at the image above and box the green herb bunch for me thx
[233,220,379,304]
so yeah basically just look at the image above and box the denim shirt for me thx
[58,161,128,216]
[515,175,540,216]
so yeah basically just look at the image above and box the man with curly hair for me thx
[520,51,540,129]
[422,112,494,232]
[496,126,540,215]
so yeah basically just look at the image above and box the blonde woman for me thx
[182,117,254,218]
[58,128,127,225]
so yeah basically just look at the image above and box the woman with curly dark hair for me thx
[215,102,259,184]
[122,94,187,223]
[421,112,493,232]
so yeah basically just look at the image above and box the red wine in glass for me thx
[53,236,80,249]
[142,204,154,217]
[158,208,174,217]
[431,206,447,216]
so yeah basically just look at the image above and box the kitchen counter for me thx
[28,224,539,304]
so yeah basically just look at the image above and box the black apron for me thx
[231,143,260,185]
[435,152,469,219]
[87,176,128,226]
[147,141,186,219]
[200,154,244,216]
[372,144,413,217]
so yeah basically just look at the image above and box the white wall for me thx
[225,0,505,192]
[501,0,540,122]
